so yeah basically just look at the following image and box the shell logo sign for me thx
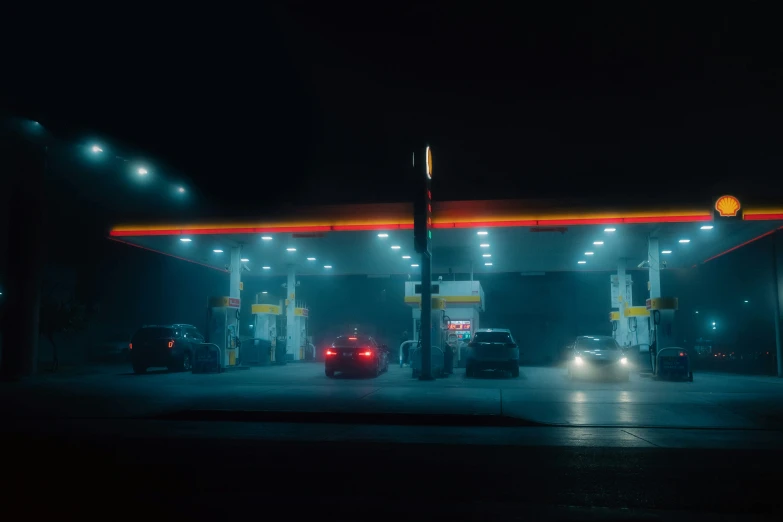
[715,195,741,217]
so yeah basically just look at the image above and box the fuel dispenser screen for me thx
[448,320,472,341]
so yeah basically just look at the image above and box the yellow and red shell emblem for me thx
[715,195,741,217]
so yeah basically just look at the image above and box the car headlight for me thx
[574,356,583,365]
[620,357,628,365]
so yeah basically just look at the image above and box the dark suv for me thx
[130,324,204,374]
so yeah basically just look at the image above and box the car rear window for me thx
[133,327,175,342]
[473,331,512,343]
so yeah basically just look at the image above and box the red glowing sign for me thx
[448,321,471,331]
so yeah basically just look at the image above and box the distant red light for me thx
[358,350,373,357]
[129,343,133,350]
[348,337,358,340]
[326,349,336,356]
[679,351,686,357]
[168,340,174,348]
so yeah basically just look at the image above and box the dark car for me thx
[465,328,520,377]
[130,324,204,374]
[325,335,390,377]
[654,346,693,381]
[568,335,630,381]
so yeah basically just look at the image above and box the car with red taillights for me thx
[325,335,390,377]
[130,324,204,374]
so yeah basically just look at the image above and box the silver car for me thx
[465,328,520,377]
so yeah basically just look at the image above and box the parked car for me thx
[130,324,204,374]
[465,328,520,377]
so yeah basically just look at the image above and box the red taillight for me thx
[168,340,174,348]
[358,349,373,357]
[326,349,336,356]
[129,343,133,350]
[348,337,358,340]
[679,351,686,357]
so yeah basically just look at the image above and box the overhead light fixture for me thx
[377,233,389,238]
[213,249,223,253]
[484,262,493,266]
[262,266,271,270]
[180,238,191,242]
[482,254,491,258]
[584,252,594,256]
[324,265,333,269]
[307,257,316,261]
[286,248,296,252]
[593,241,604,245]
[261,236,272,240]
[137,167,148,175]
[480,243,490,248]
[402,255,411,259]
[391,245,401,250]
[577,260,587,264]
[477,231,488,235]
[679,239,690,243]
[701,225,714,230]
[662,250,672,254]
[744,300,749,303]
[241,258,249,262]
[91,145,103,153]
[604,228,616,232]
[262,291,268,294]
[411,264,419,267]
[695,310,699,314]
[177,187,185,193]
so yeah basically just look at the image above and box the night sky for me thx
[4,4,783,213]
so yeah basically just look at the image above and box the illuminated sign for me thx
[448,320,471,331]
[425,146,433,180]
[714,195,741,217]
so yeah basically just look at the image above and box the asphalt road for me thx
[2,363,782,430]
[3,364,783,518]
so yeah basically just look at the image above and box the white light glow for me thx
[137,167,148,175]
[180,238,191,242]
[91,145,103,153]
[213,249,223,253]
[477,231,488,235]
[411,264,419,267]
[324,265,332,269]
[701,225,714,230]
[377,233,389,238]
[402,255,411,259]
[286,248,296,252]
[177,187,185,193]
[744,300,749,303]
[662,250,672,254]
[261,236,272,240]
[620,357,628,365]
[480,243,489,248]
[307,257,316,261]
[484,262,493,266]
[574,356,583,365]
[679,239,690,243]
[262,266,271,270]
[391,245,401,250]
[585,252,594,255]
[482,254,491,258]
[577,260,586,264]
[241,258,249,262]
[604,228,616,232]
[262,291,268,294]
[593,241,604,245]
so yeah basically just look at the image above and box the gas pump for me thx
[647,297,678,374]
[207,296,241,368]
[252,303,280,365]
[411,297,447,378]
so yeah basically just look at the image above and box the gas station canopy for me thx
[109,198,783,276]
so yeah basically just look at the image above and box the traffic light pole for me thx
[420,250,433,380]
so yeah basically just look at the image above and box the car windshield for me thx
[473,331,512,344]
[577,338,620,351]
